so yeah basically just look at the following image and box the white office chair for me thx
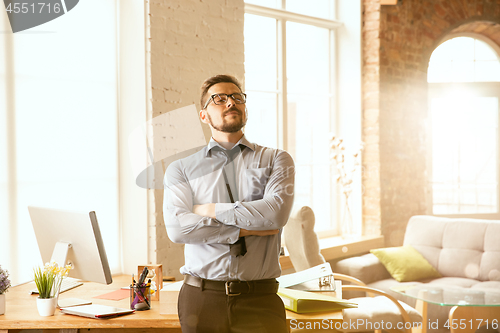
[284,206,422,333]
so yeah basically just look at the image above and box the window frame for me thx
[0,0,150,284]
[244,1,362,237]
[427,33,500,219]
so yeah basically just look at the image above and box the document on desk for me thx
[60,304,134,319]
[278,288,357,314]
[162,281,183,291]
[93,289,130,301]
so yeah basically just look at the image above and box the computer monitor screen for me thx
[28,206,113,285]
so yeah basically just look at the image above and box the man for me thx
[164,74,294,333]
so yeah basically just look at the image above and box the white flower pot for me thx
[0,293,5,315]
[36,297,57,316]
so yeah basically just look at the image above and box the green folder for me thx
[278,288,357,314]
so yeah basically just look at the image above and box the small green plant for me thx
[33,262,71,299]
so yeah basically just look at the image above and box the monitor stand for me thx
[50,242,92,308]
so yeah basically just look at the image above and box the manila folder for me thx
[278,288,357,314]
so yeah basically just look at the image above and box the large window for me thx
[0,1,120,285]
[244,0,361,235]
[428,36,500,216]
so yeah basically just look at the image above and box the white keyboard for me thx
[30,277,83,294]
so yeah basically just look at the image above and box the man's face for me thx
[201,82,247,133]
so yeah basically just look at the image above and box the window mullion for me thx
[4,26,18,279]
[330,28,339,233]
[277,18,287,150]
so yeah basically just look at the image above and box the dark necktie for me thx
[222,157,246,257]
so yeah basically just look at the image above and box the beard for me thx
[207,106,247,133]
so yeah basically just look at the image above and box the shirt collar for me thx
[206,135,255,157]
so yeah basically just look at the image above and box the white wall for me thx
[118,0,149,275]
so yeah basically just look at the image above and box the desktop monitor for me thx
[28,206,113,285]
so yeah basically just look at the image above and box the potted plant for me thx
[0,265,11,315]
[33,262,71,316]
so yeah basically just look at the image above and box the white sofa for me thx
[334,215,500,332]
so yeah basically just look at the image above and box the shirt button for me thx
[227,238,231,242]
[224,219,227,222]
[203,239,207,242]
[246,222,251,226]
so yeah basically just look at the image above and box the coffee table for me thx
[392,284,500,333]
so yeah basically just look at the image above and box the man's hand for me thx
[193,204,278,237]
[193,204,216,219]
[239,229,279,237]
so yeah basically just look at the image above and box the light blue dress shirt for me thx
[164,135,295,281]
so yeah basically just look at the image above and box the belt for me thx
[183,275,279,296]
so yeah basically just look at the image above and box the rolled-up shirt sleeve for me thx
[164,160,240,245]
[215,151,295,230]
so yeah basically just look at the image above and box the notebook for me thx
[60,304,134,319]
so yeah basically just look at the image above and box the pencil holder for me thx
[138,264,163,301]
[130,284,151,311]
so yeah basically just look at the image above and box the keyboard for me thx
[30,277,83,294]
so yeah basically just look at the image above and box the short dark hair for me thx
[200,75,243,109]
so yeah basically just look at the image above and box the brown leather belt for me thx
[183,275,279,296]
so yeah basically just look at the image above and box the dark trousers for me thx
[178,283,288,333]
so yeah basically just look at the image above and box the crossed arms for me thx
[164,151,295,245]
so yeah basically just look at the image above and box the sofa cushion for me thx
[370,245,441,282]
[334,253,392,285]
[440,221,487,279]
[427,277,480,288]
[482,222,500,281]
[470,282,500,304]
[403,216,448,269]
[403,216,500,282]
[470,281,500,291]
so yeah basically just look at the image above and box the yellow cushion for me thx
[370,245,441,282]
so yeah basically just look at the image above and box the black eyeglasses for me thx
[203,93,247,109]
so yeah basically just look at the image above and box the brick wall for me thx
[363,0,500,246]
[362,0,382,237]
[149,0,245,279]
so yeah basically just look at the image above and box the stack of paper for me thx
[278,288,357,313]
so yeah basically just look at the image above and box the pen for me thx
[138,267,149,285]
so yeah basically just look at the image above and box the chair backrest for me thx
[284,206,325,272]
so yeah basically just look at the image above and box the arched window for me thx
[428,36,500,216]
